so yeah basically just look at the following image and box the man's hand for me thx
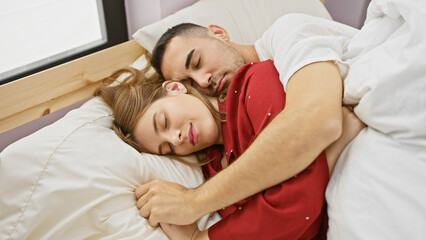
[134,179,203,227]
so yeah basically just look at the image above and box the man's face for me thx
[161,35,244,96]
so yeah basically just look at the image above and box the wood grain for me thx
[0,40,146,133]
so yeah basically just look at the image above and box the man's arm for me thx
[135,61,343,226]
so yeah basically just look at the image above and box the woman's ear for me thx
[207,25,230,42]
[162,81,188,95]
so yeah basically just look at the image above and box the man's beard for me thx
[206,40,245,97]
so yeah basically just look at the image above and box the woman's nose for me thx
[169,130,183,146]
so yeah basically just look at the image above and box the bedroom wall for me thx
[125,0,198,39]
[0,99,89,152]
[123,0,372,38]
[325,0,371,29]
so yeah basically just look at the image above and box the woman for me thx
[95,60,364,240]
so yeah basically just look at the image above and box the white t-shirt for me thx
[254,13,358,92]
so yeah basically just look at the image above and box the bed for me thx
[1,0,425,239]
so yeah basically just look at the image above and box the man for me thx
[135,13,357,231]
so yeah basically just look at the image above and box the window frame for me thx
[0,0,128,85]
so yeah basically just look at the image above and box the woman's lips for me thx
[188,124,198,145]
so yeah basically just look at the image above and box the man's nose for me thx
[192,72,212,88]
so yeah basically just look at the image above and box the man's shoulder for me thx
[255,13,327,60]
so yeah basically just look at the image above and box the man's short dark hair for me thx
[151,23,207,77]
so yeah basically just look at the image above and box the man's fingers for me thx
[139,203,152,219]
[134,180,192,226]
[138,201,159,227]
[148,215,159,227]
[136,193,149,212]
[136,191,150,209]
[134,184,150,199]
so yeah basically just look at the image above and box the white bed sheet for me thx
[327,0,426,239]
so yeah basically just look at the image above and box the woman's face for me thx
[133,83,221,156]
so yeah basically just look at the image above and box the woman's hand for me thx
[135,179,204,227]
[340,105,366,146]
[161,223,208,240]
[325,106,366,175]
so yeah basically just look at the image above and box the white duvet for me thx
[2,0,425,239]
[326,0,426,239]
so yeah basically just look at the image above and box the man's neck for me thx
[231,43,260,64]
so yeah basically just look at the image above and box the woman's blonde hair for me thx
[94,56,223,166]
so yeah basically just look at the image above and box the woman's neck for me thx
[208,96,224,145]
[208,96,219,111]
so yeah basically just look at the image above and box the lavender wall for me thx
[0,99,90,152]
[325,0,371,29]
[124,0,198,39]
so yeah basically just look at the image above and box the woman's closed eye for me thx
[168,143,175,155]
[160,142,174,155]
[162,115,175,155]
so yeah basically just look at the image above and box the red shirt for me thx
[203,60,329,240]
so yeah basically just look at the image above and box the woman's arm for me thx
[325,106,366,175]
[161,223,208,240]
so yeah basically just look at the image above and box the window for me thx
[0,0,128,85]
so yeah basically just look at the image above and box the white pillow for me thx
[0,97,218,240]
[133,0,332,52]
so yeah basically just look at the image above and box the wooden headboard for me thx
[0,40,146,133]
